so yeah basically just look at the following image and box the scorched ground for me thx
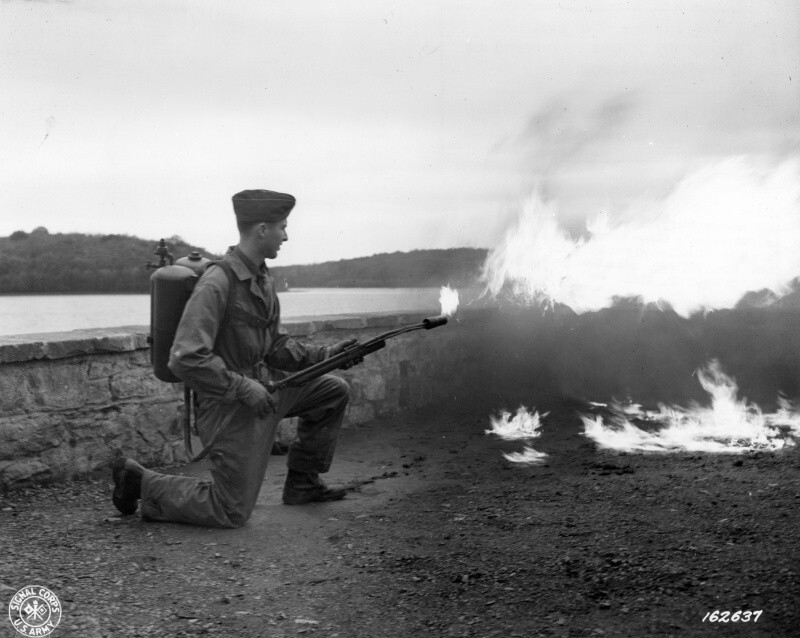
[1,384,798,637]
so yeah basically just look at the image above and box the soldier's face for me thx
[261,220,288,259]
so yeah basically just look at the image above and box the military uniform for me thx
[131,192,350,528]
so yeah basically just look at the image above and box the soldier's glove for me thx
[325,339,364,370]
[238,378,277,417]
[329,339,357,357]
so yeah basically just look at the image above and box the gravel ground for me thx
[2,388,799,637]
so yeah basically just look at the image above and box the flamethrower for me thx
[188,314,449,462]
[264,314,449,393]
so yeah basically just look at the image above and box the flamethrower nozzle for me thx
[422,315,448,329]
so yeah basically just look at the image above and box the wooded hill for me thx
[0,229,214,293]
[271,248,486,289]
[0,228,487,293]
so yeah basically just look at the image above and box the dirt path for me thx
[2,389,799,637]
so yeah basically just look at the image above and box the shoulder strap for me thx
[210,260,237,316]
[206,259,274,329]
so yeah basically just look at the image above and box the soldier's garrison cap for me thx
[232,189,296,223]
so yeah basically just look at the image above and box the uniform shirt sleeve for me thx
[167,269,250,402]
[264,296,328,371]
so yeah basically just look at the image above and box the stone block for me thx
[360,373,386,402]
[133,401,184,438]
[95,333,138,353]
[40,443,91,479]
[41,336,99,360]
[381,370,402,407]
[160,440,187,465]
[346,402,376,425]
[0,339,47,364]
[0,365,28,414]
[281,319,319,337]
[0,459,52,484]
[109,371,159,401]
[25,362,90,410]
[0,327,149,364]
[363,313,403,329]
[85,378,114,405]
[87,360,116,380]
[317,316,366,331]
[0,416,56,459]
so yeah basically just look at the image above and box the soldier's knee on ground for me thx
[216,490,258,528]
[224,507,253,529]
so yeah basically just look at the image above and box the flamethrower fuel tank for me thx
[175,251,210,273]
[150,265,198,383]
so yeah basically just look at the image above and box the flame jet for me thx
[482,156,800,317]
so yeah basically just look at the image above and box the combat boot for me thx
[282,469,347,505]
[111,458,146,515]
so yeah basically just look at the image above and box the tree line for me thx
[271,248,487,289]
[0,229,487,293]
[0,229,215,293]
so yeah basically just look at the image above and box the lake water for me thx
[0,288,444,337]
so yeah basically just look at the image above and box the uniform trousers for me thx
[139,374,349,528]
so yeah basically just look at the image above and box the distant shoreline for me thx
[0,288,449,336]
[0,291,150,297]
[0,286,447,297]
[0,232,486,294]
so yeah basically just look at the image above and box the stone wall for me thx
[0,311,484,488]
[4,301,797,488]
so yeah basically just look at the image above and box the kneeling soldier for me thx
[112,189,353,528]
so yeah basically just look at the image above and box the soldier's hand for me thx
[328,339,358,357]
[239,378,277,417]
[327,339,364,369]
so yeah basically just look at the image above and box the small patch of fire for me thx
[439,285,459,317]
[582,359,800,454]
[485,406,549,464]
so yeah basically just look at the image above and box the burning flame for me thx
[439,285,460,317]
[486,406,547,440]
[486,406,549,464]
[502,446,549,465]
[582,360,800,454]
[482,156,800,317]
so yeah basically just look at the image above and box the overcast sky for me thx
[1,0,798,265]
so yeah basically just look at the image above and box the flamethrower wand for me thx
[264,314,449,392]
[187,314,449,462]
